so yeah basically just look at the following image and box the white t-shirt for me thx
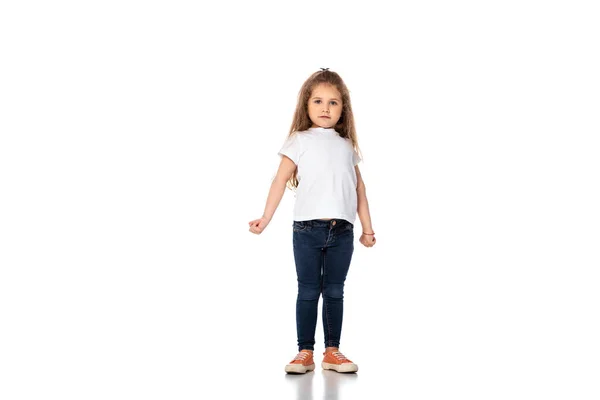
[278,127,362,224]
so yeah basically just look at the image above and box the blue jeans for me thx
[292,218,354,351]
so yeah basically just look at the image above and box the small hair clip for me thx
[320,67,329,71]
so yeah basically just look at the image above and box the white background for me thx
[1,1,599,399]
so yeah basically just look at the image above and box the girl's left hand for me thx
[359,233,376,247]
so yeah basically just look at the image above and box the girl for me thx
[248,68,376,374]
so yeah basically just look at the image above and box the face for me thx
[307,83,343,129]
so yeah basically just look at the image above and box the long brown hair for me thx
[284,69,363,191]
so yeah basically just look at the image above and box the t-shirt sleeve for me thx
[278,134,302,165]
[352,149,362,166]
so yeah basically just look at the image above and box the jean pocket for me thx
[293,221,308,232]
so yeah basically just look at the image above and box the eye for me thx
[314,99,321,104]
[330,101,338,105]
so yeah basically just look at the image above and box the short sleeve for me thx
[352,149,362,166]
[278,134,301,165]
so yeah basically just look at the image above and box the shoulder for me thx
[289,130,309,139]
[293,129,310,138]
[283,131,304,144]
[340,136,356,149]
[288,131,311,146]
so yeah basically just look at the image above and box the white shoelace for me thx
[294,352,310,361]
[332,351,348,361]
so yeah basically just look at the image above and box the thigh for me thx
[293,222,325,283]
[323,230,354,284]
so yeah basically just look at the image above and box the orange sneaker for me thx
[285,350,316,374]
[322,350,358,373]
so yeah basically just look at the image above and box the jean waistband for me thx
[296,218,353,228]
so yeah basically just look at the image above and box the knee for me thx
[323,283,344,300]
[298,283,320,301]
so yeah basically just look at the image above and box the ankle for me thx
[325,347,339,353]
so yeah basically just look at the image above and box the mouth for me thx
[319,116,331,119]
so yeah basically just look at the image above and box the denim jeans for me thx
[292,218,354,351]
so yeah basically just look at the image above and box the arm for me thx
[261,155,297,222]
[355,165,374,234]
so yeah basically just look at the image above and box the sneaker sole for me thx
[321,361,358,373]
[285,363,315,374]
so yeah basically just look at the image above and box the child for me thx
[248,68,376,374]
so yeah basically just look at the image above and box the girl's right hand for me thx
[248,217,270,235]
